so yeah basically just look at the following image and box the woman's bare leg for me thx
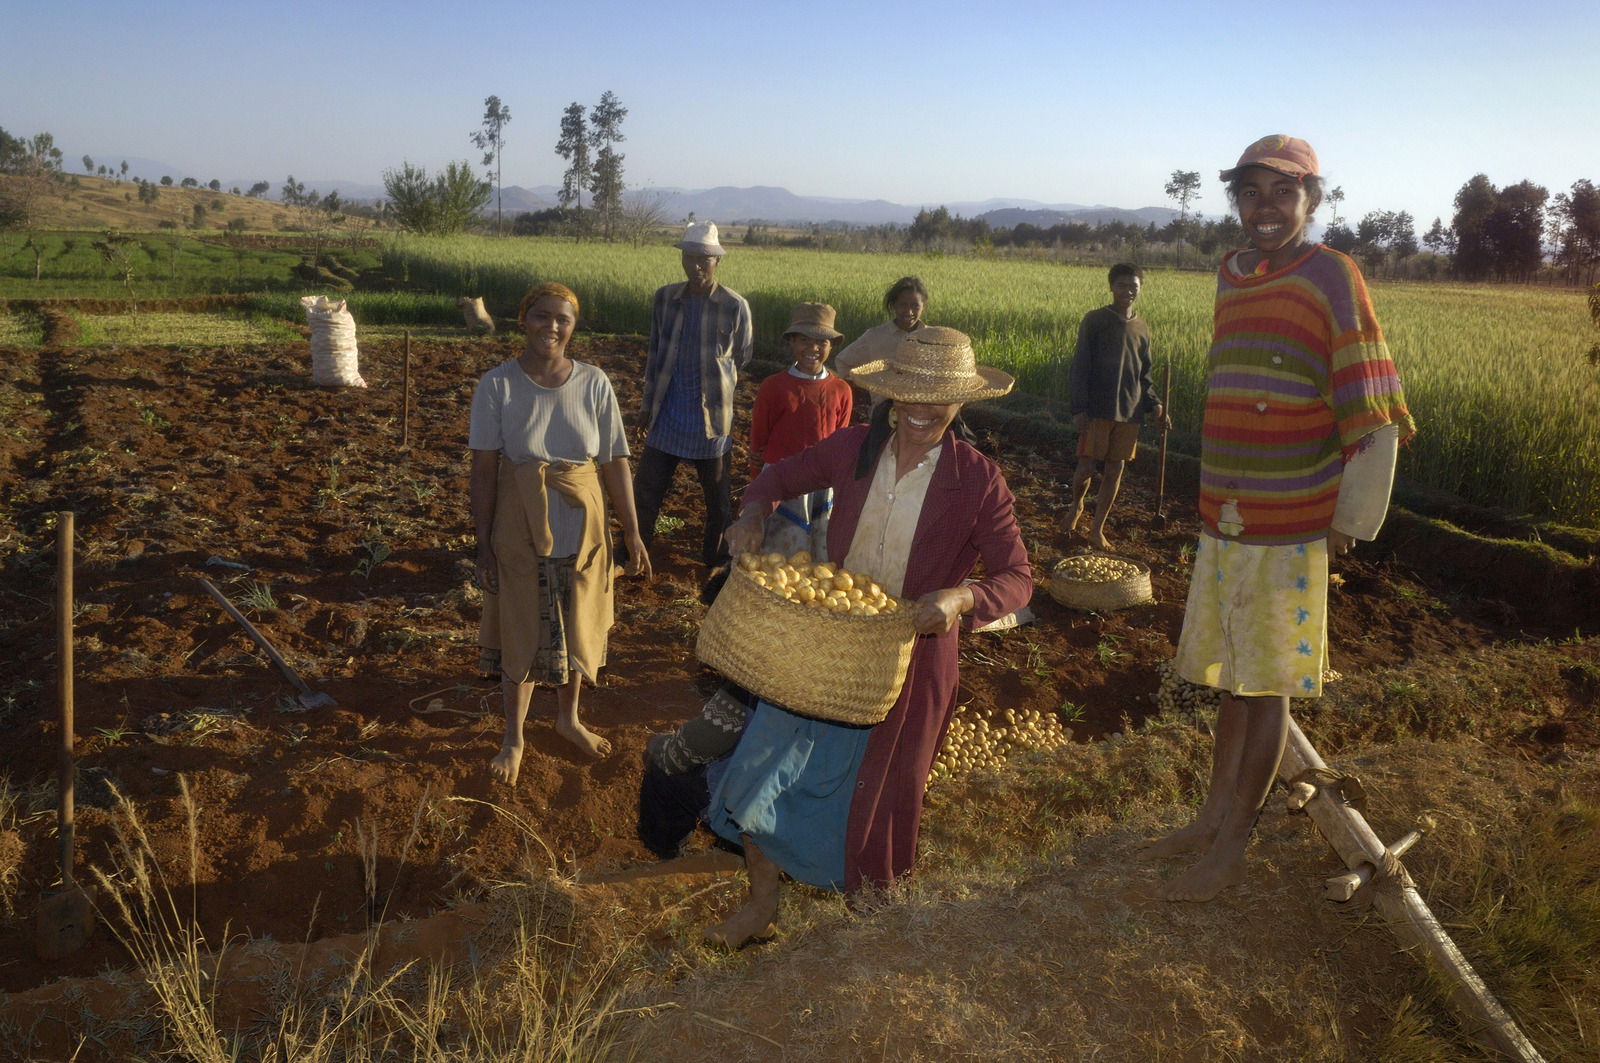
[490,677,535,785]
[703,834,780,947]
[1164,694,1289,901]
[1143,692,1247,856]
[553,672,610,758]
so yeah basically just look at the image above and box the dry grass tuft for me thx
[76,783,635,1062]
[0,772,25,916]
[0,830,22,918]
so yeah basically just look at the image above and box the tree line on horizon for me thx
[732,170,1600,286]
[8,118,1599,287]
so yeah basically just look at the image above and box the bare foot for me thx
[1162,848,1248,902]
[1087,530,1113,552]
[555,717,611,758]
[1139,818,1220,858]
[702,898,778,949]
[489,741,523,786]
[1059,504,1085,536]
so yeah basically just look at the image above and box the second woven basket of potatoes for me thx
[1047,553,1153,611]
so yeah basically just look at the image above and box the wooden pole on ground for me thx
[1280,718,1546,1062]
[37,511,94,959]
[402,331,412,449]
[55,512,74,890]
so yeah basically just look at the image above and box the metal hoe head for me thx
[297,688,338,710]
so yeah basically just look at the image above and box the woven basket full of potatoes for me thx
[1048,553,1153,611]
[696,551,917,726]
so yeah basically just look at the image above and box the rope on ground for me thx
[691,1012,784,1049]
[408,685,493,718]
[1352,844,1412,911]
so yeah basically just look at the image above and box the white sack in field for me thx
[301,296,366,387]
[458,295,495,334]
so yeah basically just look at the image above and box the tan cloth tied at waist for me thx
[480,456,614,683]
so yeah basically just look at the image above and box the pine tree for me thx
[471,95,512,233]
[587,91,628,241]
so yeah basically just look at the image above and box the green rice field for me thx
[384,235,1600,526]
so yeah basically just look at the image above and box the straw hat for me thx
[848,326,1013,404]
[782,302,844,342]
[675,221,726,257]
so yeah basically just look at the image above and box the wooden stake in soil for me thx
[1280,719,1546,1062]
[36,511,94,960]
[402,330,412,449]
[1153,360,1171,527]
[54,512,73,891]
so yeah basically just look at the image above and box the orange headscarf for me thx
[517,282,580,328]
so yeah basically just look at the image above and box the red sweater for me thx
[748,369,853,476]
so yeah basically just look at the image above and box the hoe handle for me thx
[197,578,314,696]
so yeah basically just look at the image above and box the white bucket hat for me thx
[675,221,725,257]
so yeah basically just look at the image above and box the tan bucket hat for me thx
[782,302,844,342]
[848,326,1013,404]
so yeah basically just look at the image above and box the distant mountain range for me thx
[92,153,1180,228]
[975,205,1181,228]
[474,187,1183,229]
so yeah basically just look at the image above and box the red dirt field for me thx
[0,332,1593,998]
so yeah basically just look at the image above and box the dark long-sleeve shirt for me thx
[1068,306,1157,423]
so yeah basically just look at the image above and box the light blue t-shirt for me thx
[467,359,628,556]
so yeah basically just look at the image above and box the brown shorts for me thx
[1077,418,1140,462]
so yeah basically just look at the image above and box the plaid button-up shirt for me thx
[641,281,754,443]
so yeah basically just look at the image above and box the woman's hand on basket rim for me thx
[475,547,500,596]
[623,533,653,580]
[912,586,974,636]
[725,513,765,557]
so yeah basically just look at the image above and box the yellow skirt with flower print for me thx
[1174,533,1329,698]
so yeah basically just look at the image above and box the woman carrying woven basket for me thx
[470,282,652,775]
[705,327,1032,947]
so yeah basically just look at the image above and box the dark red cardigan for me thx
[742,424,1033,891]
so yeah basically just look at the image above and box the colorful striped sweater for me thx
[1199,246,1416,545]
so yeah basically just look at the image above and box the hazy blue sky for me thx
[5,0,1596,226]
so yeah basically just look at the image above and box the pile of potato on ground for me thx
[737,551,905,616]
[1153,659,1344,722]
[1152,659,1226,721]
[929,705,1072,781]
[1054,554,1145,583]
